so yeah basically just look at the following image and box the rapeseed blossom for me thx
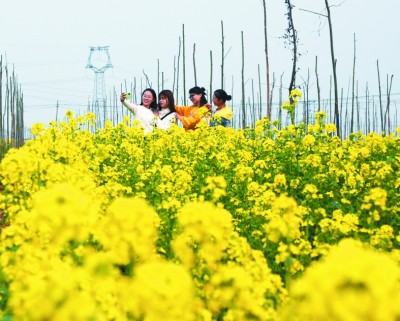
[0,109,400,320]
[281,239,400,321]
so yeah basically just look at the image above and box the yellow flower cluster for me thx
[281,239,400,321]
[0,109,399,320]
[197,106,211,118]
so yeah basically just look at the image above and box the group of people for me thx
[120,86,233,133]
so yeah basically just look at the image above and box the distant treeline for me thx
[0,55,25,159]
[96,75,398,139]
[86,21,398,138]
[2,12,399,160]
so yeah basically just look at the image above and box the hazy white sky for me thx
[1,0,399,127]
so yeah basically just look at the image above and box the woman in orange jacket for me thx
[175,86,209,131]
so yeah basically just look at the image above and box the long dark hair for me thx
[158,89,176,112]
[189,86,208,106]
[214,89,232,103]
[140,88,158,110]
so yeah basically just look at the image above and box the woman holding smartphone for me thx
[120,88,158,133]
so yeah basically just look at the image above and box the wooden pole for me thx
[176,38,181,103]
[209,50,213,107]
[182,24,187,104]
[241,31,246,128]
[325,0,340,138]
[351,33,356,133]
[377,60,383,132]
[315,56,321,111]
[262,0,271,119]
[193,43,197,86]
[221,20,225,89]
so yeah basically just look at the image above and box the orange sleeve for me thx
[175,105,201,130]
[174,105,186,115]
[180,114,201,130]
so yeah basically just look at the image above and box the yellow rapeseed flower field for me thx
[0,107,399,320]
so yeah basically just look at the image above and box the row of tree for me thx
[0,56,25,159]
[1,1,396,150]
[83,1,396,138]
[92,68,396,140]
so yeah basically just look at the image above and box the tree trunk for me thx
[315,56,321,111]
[377,60,383,132]
[258,64,262,119]
[176,38,181,103]
[325,0,340,138]
[241,31,246,128]
[182,24,187,104]
[262,0,271,118]
[385,74,394,134]
[221,20,225,89]
[350,33,356,133]
[193,43,197,86]
[286,0,298,99]
[209,50,213,106]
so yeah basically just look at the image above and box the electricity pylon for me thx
[86,46,113,126]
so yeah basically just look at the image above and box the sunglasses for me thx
[189,93,199,98]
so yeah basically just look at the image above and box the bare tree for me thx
[176,38,181,102]
[377,60,383,132]
[56,100,59,122]
[193,43,197,86]
[385,74,394,133]
[182,24,187,104]
[285,0,299,99]
[261,0,271,118]
[301,69,310,127]
[251,79,255,126]
[278,72,284,128]
[351,33,356,133]
[209,50,213,105]
[172,56,176,94]
[315,56,321,111]
[0,57,24,156]
[221,20,225,89]
[142,70,152,88]
[270,72,276,117]
[0,56,3,145]
[325,0,340,138]
[258,64,262,119]
[157,59,160,94]
[241,31,246,128]
[365,82,369,134]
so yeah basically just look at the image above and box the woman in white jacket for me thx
[154,89,177,130]
[120,88,158,134]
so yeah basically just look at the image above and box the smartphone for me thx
[125,92,131,99]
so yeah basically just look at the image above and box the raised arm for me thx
[120,92,139,114]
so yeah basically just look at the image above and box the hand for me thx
[120,93,126,103]
[205,103,212,112]
[153,110,159,117]
[175,112,181,120]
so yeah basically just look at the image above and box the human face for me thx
[159,95,169,109]
[142,90,155,108]
[189,93,201,105]
[212,94,223,107]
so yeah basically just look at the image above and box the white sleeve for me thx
[122,100,139,115]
